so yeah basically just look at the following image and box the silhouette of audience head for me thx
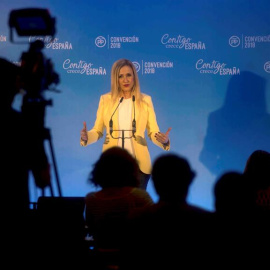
[244,150,270,189]
[243,149,270,211]
[151,153,196,201]
[88,146,140,188]
[214,171,248,215]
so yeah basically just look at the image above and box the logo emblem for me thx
[132,61,140,73]
[95,36,106,47]
[229,36,240,47]
[264,61,270,73]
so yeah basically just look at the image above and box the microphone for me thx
[109,97,124,136]
[132,95,136,137]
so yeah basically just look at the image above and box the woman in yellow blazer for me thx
[80,58,171,189]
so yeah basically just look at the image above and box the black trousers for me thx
[138,170,151,190]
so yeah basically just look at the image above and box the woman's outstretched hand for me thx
[81,121,88,142]
[155,127,172,145]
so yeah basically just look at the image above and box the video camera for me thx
[8,8,60,127]
[9,8,56,39]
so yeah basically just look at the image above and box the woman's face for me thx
[118,65,134,93]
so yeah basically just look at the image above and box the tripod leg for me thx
[42,186,54,196]
[47,172,55,196]
[45,128,62,197]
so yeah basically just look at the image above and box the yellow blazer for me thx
[81,93,170,174]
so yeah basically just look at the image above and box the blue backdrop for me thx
[1,0,269,211]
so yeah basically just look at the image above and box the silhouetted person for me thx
[214,171,249,218]
[1,57,35,261]
[84,146,154,269]
[2,53,51,209]
[1,57,53,262]
[213,167,269,266]
[20,41,52,190]
[123,153,215,269]
[2,57,29,213]
[200,71,270,176]
[213,171,252,265]
[242,149,270,263]
[243,149,270,214]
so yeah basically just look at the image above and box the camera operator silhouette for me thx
[2,49,58,206]
[20,39,60,192]
[2,57,30,213]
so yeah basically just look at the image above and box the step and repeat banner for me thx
[1,0,269,211]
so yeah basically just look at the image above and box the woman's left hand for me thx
[155,127,172,145]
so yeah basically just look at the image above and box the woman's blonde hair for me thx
[110,58,142,104]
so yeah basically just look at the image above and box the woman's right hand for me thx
[81,121,88,142]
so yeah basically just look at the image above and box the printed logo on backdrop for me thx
[29,36,73,50]
[95,35,139,49]
[229,34,270,49]
[133,60,174,75]
[196,59,240,76]
[132,62,140,73]
[0,35,7,42]
[229,36,240,47]
[63,59,106,75]
[95,36,106,47]
[264,61,270,73]
[161,34,206,50]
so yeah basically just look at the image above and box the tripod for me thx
[21,93,62,199]
[27,126,62,210]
